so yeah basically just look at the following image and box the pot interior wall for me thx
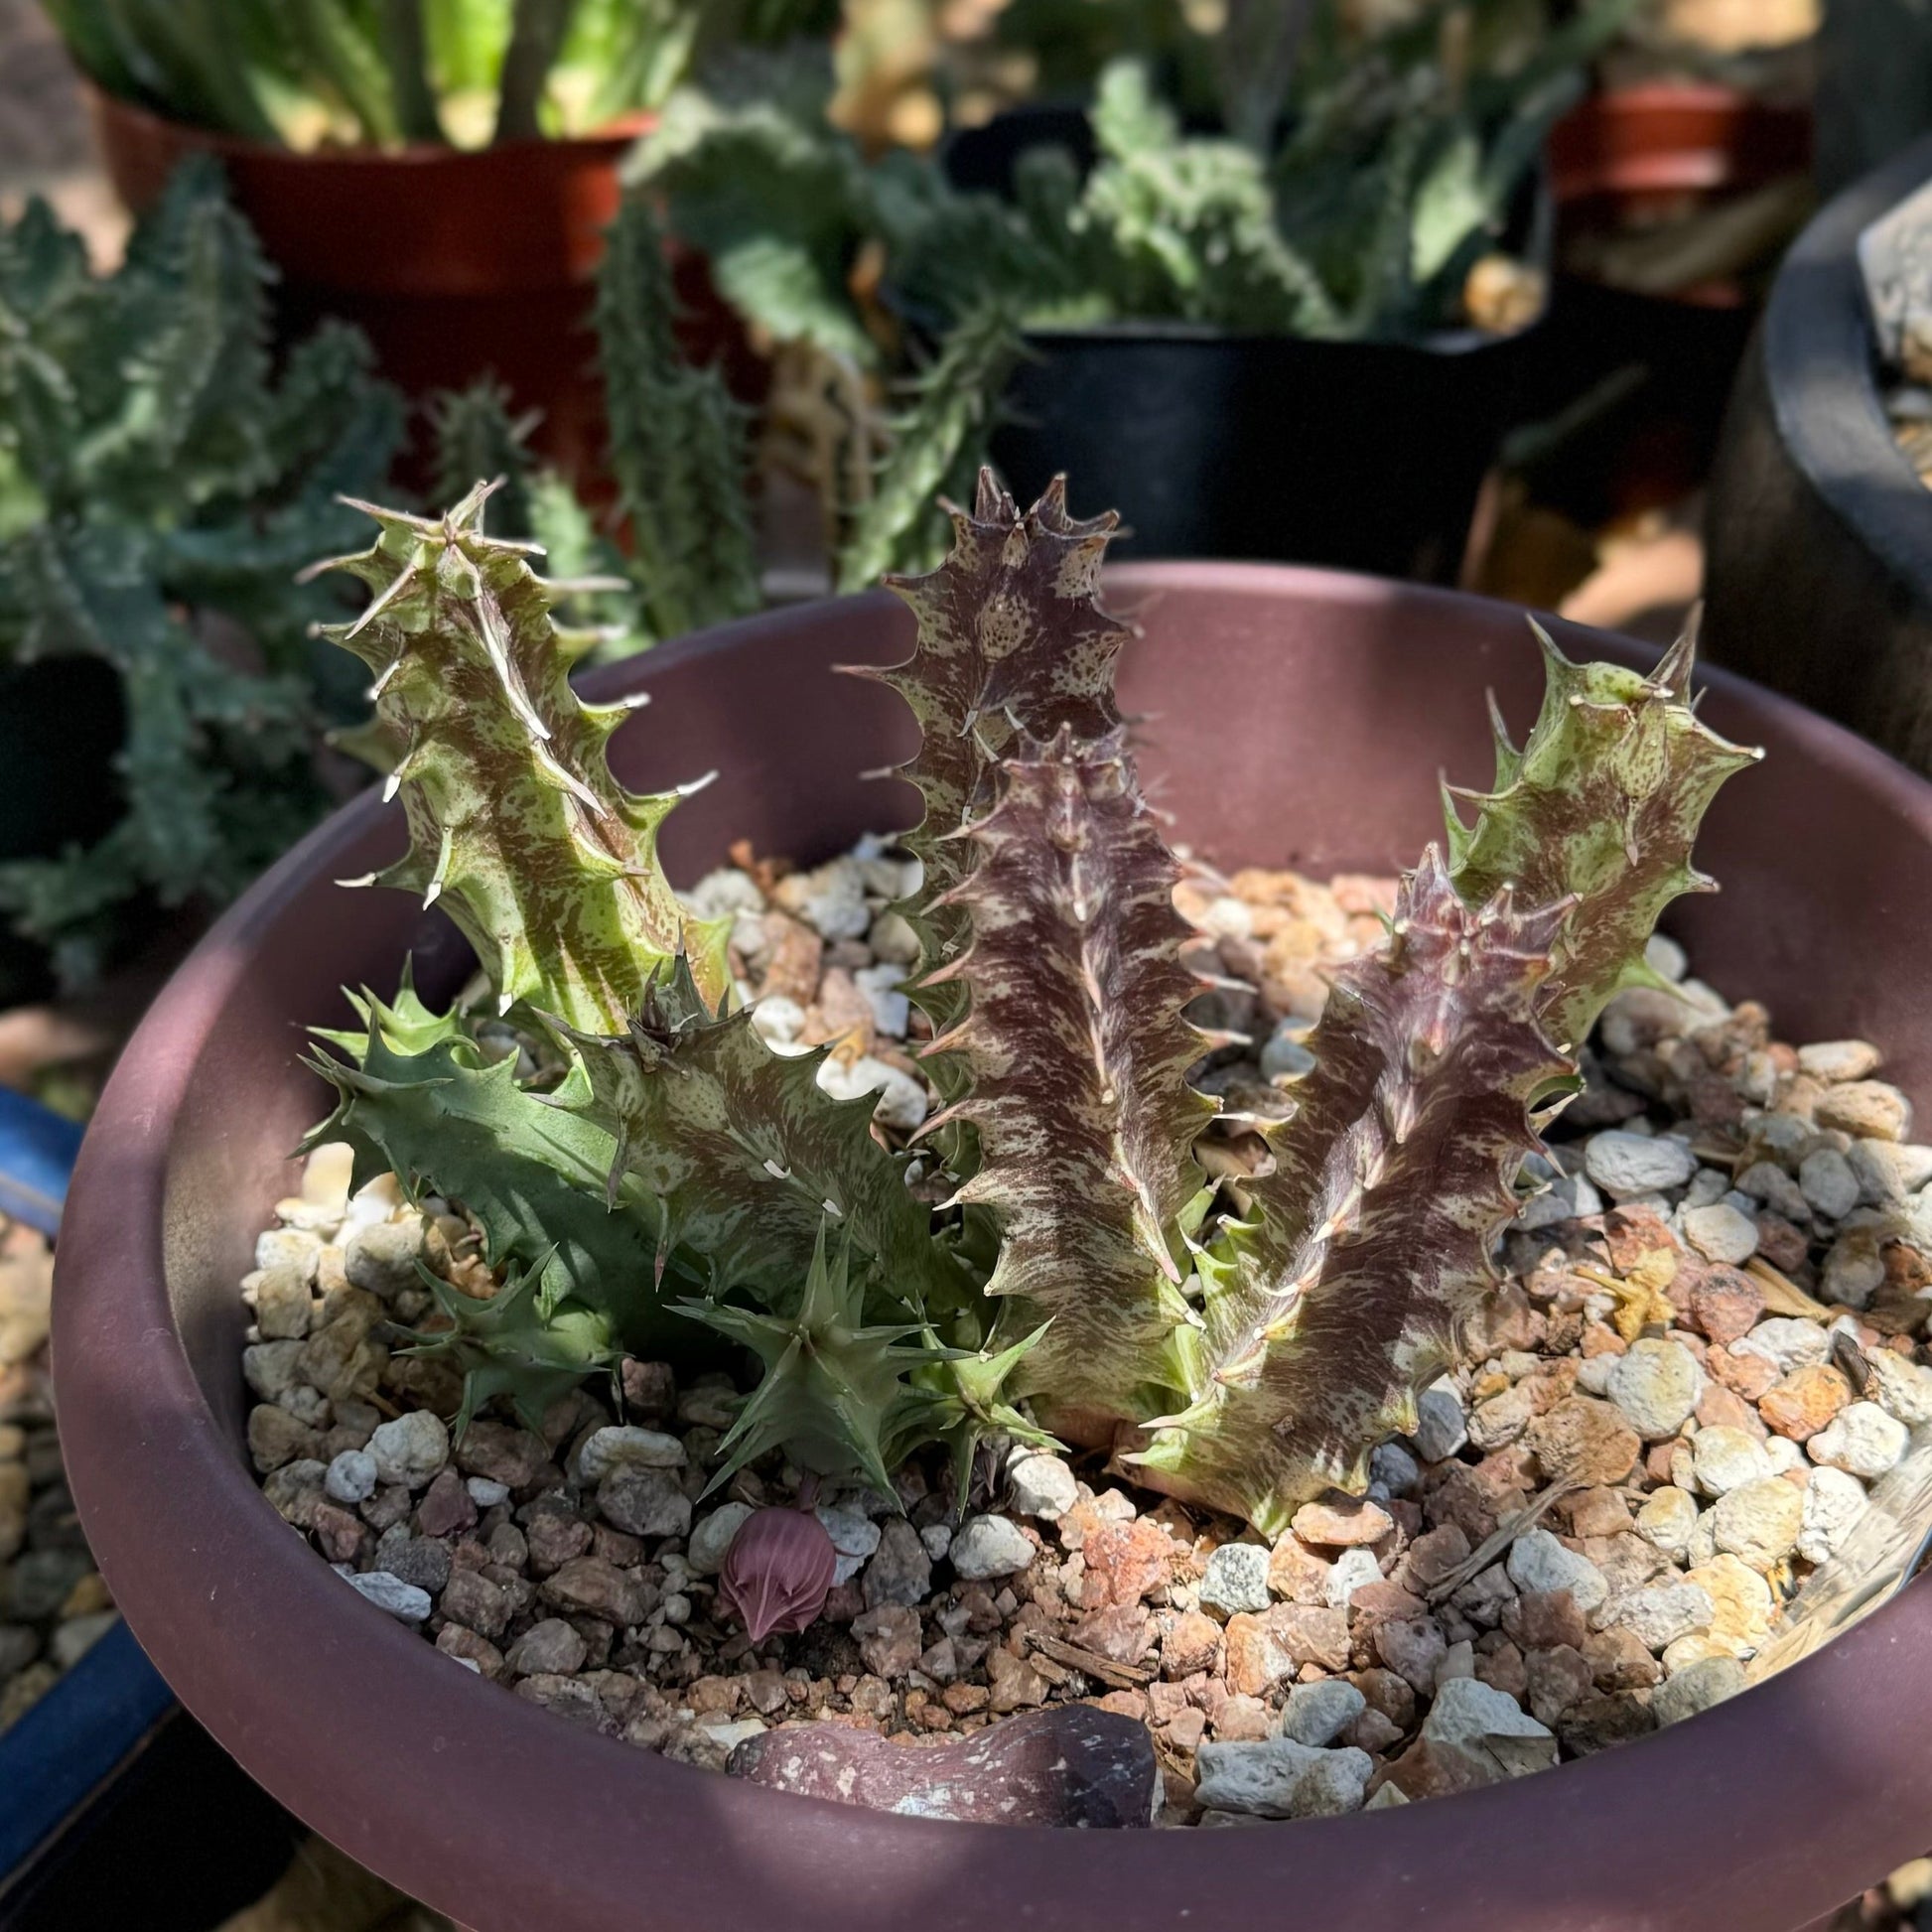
[162,569,1932,1455]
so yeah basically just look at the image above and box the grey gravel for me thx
[1200,1542,1273,1616]
[1584,1132,1697,1199]
[949,1514,1036,1581]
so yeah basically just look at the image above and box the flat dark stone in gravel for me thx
[727,1706,1160,1826]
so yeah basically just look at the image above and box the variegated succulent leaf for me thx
[308,486,727,1033]
[559,959,979,1324]
[850,469,1132,1091]
[1445,621,1761,1053]
[1129,852,1573,1537]
[922,727,1217,1441]
[302,988,700,1353]
[399,1264,621,1438]
[679,1220,947,1499]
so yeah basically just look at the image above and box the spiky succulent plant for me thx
[309,467,1757,1536]
[306,483,1043,1491]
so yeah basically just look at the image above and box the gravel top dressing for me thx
[237,839,1932,1828]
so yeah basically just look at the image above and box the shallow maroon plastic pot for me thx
[54,564,1932,1931]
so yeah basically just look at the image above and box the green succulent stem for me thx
[1444,621,1763,1055]
[310,486,727,1030]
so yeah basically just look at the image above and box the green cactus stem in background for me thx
[563,959,975,1321]
[680,1219,947,1498]
[0,161,400,986]
[595,194,761,646]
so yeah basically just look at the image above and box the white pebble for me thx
[1691,1427,1772,1497]
[948,1514,1035,1581]
[1194,1738,1370,1819]
[1654,1656,1746,1725]
[1279,1680,1367,1747]
[815,1499,883,1585]
[367,1410,450,1490]
[1200,1543,1272,1616]
[687,1502,757,1577]
[686,867,765,919]
[1585,1132,1697,1200]
[1325,1548,1383,1609]
[751,996,806,1045]
[1809,1401,1908,1478]
[1608,1582,1714,1651]
[1607,1338,1706,1441]
[325,1449,378,1504]
[1711,1477,1805,1570]
[1799,1148,1861,1220]
[1646,933,1688,981]
[1797,1040,1881,1083]
[815,1054,929,1134]
[577,1426,686,1483]
[465,1476,510,1508]
[1848,1139,1932,1205]
[1822,1233,1886,1309]
[1680,1203,1758,1266]
[1863,1349,1932,1429]
[1006,1450,1078,1521]
[868,911,921,964]
[1798,1465,1868,1562]
[853,963,911,1037]
[1733,1162,1809,1222]
[1421,1676,1556,1766]
[1635,1486,1699,1555]
[1734,1318,1830,1375]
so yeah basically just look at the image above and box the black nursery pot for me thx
[1704,130,1932,774]
[0,656,125,1004]
[988,321,1541,579]
[944,108,1544,580]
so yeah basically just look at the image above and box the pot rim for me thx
[85,81,651,168]
[1758,128,1932,619]
[52,563,1932,1932]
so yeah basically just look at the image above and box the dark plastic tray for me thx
[0,1088,300,1928]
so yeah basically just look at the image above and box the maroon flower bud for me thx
[718,1505,837,1642]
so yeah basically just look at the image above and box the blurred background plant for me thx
[0,157,401,991]
[37,0,845,150]
[423,192,762,649]
[632,0,1639,581]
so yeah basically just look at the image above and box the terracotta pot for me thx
[1534,84,1814,519]
[1549,83,1812,217]
[87,90,758,494]
[1705,130,1932,776]
[53,565,1932,1930]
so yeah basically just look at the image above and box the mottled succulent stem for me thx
[849,471,1131,1108]
[921,728,1216,1441]
[307,486,728,1029]
[1130,856,1573,1533]
[1445,621,1763,1054]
